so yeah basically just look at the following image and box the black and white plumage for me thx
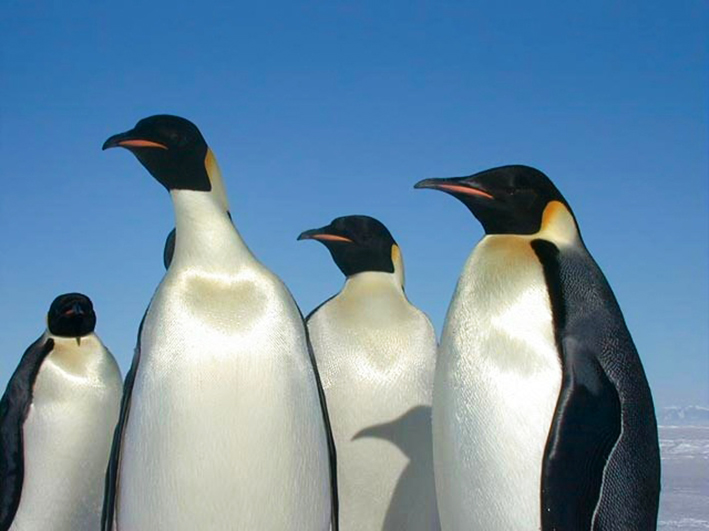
[101,115,337,530]
[0,293,122,531]
[300,216,439,530]
[416,165,660,530]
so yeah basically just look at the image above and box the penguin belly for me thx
[117,270,330,531]
[10,335,122,531]
[309,278,439,531]
[433,236,562,530]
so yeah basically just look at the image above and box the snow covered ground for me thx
[658,425,709,529]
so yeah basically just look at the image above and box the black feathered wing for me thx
[541,336,621,530]
[0,336,54,531]
[532,239,660,531]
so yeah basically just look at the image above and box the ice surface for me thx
[658,425,709,530]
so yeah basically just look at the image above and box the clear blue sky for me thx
[1,0,706,407]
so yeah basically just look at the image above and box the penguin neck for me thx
[169,189,255,271]
[339,246,406,296]
[341,270,404,298]
[480,201,581,249]
[42,331,106,378]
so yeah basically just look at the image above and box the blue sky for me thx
[1,0,706,407]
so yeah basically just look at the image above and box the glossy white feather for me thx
[433,204,579,531]
[308,269,439,530]
[11,333,122,531]
[116,180,331,530]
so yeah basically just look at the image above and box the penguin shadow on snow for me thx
[352,405,441,531]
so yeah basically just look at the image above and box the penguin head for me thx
[298,215,402,279]
[415,165,574,236]
[47,293,96,338]
[103,115,212,192]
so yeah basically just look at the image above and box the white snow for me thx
[658,425,709,530]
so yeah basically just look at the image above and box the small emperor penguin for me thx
[299,215,440,531]
[101,115,337,531]
[0,293,122,531]
[415,165,660,530]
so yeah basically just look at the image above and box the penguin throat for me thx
[169,189,253,269]
[344,271,403,294]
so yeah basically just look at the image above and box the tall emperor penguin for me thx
[415,165,660,531]
[101,115,337,531]
[299,215,439,531]
[0,293,122,531]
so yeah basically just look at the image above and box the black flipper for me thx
[532,239,644,530]
[163,228,176,270]
[0,336,54,530]
[101,316,144,531]
[541,337,622,530]
[301,309,339,531]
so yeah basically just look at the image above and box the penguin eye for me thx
[498,185,517,198]
[509,185,533,198]
[157,128,185,147]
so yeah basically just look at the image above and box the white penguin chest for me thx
[308,275,439,530]
[309,278,435,430]
[118,268,330,530]
[434,236,562,530]
[12,336,121,531]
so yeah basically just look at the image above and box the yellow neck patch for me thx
[205,149,230,212]
[391,244,405,287]
[539,201,578,245]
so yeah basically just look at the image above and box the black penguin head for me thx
[47,293,96,338]
[298,215,399,277]
[103,115,211,192]
[415,165,572,235]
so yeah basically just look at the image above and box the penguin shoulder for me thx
[408,304,437,343]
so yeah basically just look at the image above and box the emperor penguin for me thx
[0,293,122,531]
[101,115,337,531]
[299,215,439,531]
[415,165,660,530]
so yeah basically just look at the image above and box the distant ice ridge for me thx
[659,406,709,427]
[658,518,709,529]
[659,425,709,461]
